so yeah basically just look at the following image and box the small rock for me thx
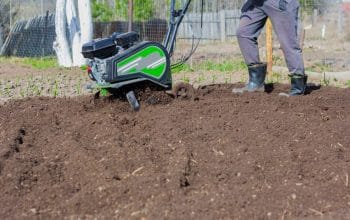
[98,186,104,192]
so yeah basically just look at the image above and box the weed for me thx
[52,80,60,97]
[182,76,190,83]
[181,72,190,83]
[172,63,192,73]
[224,77,230,84]
[15,77,21,87]
[198,73,205,83]
[100,88,109,97]
[240,74,247,83]
[321,73,330,86]
[4,82,12,97]
[19,88,26,98]
[269,72,282,83]
[211,74,218,84]
[76,79,82,95]
[33,84,43,96]
[347,80,350,88]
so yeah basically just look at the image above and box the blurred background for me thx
[0,0,349,73]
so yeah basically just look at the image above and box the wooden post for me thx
[128,0,133,32]
[266,18,273,77]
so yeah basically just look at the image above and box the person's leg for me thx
[263,0,307,96]
[233,5,268,94]
[236,5,268,65]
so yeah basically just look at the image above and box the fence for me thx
[178,9,241,41]
[0,0,350,73]
[93,19,167,42]
[1,13,55,57]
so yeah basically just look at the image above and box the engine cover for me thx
[93,41,172,89]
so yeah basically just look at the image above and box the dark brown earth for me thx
[1,84,350,220]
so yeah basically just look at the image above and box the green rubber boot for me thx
[232,63,267,94]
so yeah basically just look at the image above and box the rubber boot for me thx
[232,63,267,94]
[279,74,308,97]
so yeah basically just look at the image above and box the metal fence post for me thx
[9,0,12,30]
[338,3,343,37]
[220,10,226,42]
[0,25,3,50]
[128,0,133,32]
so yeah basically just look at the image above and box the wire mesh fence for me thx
[0,0,349,73]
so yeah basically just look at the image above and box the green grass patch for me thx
[172,59,246,74]
[347,80,350,88]
[305,62,333,73]
[0,56,58,70]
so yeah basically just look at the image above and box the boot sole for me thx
[232,87,265,94]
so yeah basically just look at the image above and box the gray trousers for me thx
[237,0,304,75]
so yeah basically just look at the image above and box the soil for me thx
[1,84,350,220]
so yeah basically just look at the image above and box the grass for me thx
[0,56,58,70]
[306,62,333,73]
[347,80,350,88]
[172,59,246,74]
[267,72,283,84]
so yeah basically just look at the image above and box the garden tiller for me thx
[82,0,203,111]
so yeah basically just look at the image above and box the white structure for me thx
[54,0,92,67]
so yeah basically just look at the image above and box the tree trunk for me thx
[54,0,73,67]
[54,0,93,67]
[66,0,83,66]
[78,0,93,63]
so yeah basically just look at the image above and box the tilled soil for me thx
[0,84,350,220]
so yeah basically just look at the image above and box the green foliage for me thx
[133,0,154,21]
[115,0,128,20]
[100,88,109,97]
[92,0,155,22]
[92,0,114,22]
[115,0,154,21]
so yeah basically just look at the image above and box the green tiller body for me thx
[82,0,196,110]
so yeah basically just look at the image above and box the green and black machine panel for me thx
[108,42,171,88]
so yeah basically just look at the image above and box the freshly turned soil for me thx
[1,84,350,220]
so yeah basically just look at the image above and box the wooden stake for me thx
[128,0,133,32]
[266,18,273,77]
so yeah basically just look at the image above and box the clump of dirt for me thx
[0,84,350,219]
